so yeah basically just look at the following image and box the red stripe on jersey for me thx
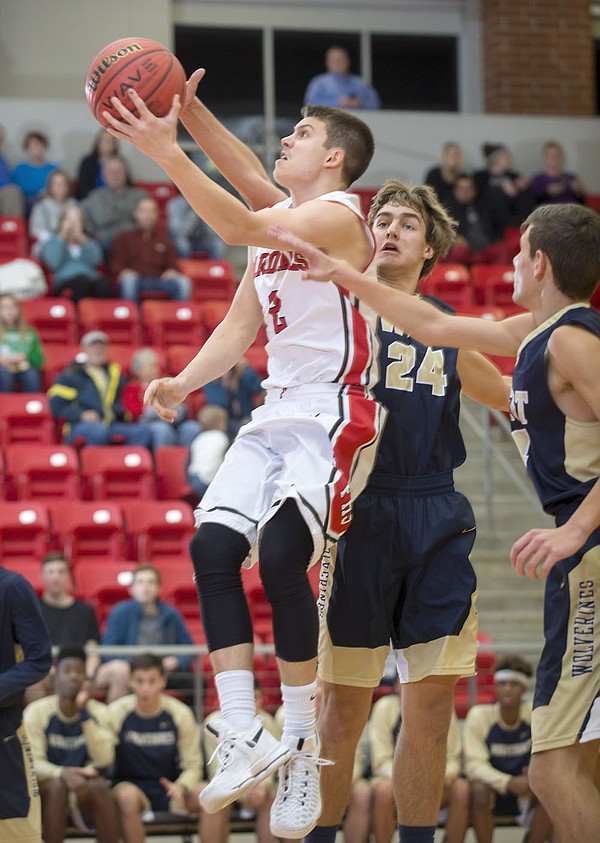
[327,386,380,538]
[341,295,373,386]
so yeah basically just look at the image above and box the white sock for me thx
[215,670,256,731]
[280,681,318,740]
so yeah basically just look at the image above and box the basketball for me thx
[85,37,186,127]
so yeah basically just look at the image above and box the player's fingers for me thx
[125,87,153,117]
[189,68,206,86]
[108,95,141,124]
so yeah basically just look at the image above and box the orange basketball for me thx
[85,37,186,127]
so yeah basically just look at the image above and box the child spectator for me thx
[463,655,553,843]
[122,347,200,449]
[187,404,230,500]
[0,292,44,392]
[47,330,151,447]
[75,129,120,201]
[40,204,111,301]
[23,645,119,843]
[29,169,79,257]
[111,195,191,303]
[108,652,222,843]
[11,130,58,215]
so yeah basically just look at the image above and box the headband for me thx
[494,669,529,688]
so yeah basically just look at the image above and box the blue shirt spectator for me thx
[304,45,380,109]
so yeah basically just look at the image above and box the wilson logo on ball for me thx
[86,42,144,94]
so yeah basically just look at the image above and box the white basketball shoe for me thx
[269,734,334,839]
[200,716,292,814]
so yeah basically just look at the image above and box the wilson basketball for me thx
[85,37,186,127]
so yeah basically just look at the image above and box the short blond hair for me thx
[198,404,229,430]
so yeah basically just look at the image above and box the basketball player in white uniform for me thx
[104,91,386,838]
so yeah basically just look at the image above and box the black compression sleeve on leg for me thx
[258,499,318,662]
[190,523,253,652]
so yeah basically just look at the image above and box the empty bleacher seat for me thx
[419,263,473,309]
[0,216,28,260]
[106,344,167,378]
[177,258,236,302]
[0,393,55,445]
[165,344,199,377]
[154,445,196,501]
[21,297,78,345]
[140,300,205,347]
[120,500,196,563]
[75,561,133,630]
[4,443,80,501]
[40,344,80,390]
[470,264,517,308]
[156,559,199,621]
[243,344,268,380]
[0,502,51,564]
[78,298,142,345]
[200,299,230,335]
[80,445,155,500]
[47,501,126,565]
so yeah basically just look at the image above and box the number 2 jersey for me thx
[251,190,379,392]
[510,303,600,517]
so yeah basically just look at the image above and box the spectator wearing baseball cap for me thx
[48,331,151,447]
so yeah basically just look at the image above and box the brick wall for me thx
[483,0,596,115]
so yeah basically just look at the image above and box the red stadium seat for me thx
[470,264,517,307]
[0,502,51,564]
[47,501,126,565]
[80,445,155,500]
[0,216,28,260]
[200,299,231,335]
[76,561,133,630]
[1,559,46,596]
[165,344,198,377]
[455,304,507,322]
[21,297,78,345]
[40,344,80,390]
[154,445,197,501]
[120,500,196,563]
[4,443,80,501]
[243,345,268,380]
[106,344,167,378]
[78,298,142,345]
[419,263,474,309]
[454,629,497,717]
[0,393,55,446]
[177,258,237,302]
[350,187,379,217]
[140,300,205,347]
[158,559,199,621]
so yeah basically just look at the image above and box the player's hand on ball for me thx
[104,89,181,162]
[143,377,187,423]
[182,68,207,111]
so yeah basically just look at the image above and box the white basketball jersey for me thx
[251,191,379,391]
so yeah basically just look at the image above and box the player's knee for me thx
[190,524,250,588]
[469,779,492,809]
[40,776,67,804]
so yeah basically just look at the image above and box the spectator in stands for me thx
[341,723,373,843]
[204,358,264,437]
[166,191,228,259]
[75,129,120,201]
[463,655,553,843]
[29,169,79,257]
[122,347,200,450]
[474,143,535,229]
[108,652,221,843]
[0,123,25,217]
[0,292,44,392]
[40,204,112,302]
[0,564,52,843]
[26,552,101,704]
[530,140,585,206]
[186,404,231,501]
[111,195,191,303]
[94,564,195,703]
[82,156,147,255]
[204,676,286,843]
[11,130,58,215]
[47,330,151,448]
[304,45,380,109]
[424,141,465,207]
[444,173,514,266]
[23,645,120,843]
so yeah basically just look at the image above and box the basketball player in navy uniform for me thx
[159,76,510,843]
[272,202,600,842]
[0,564,52,843]
[104,82,386,839]
[23,645,119,843]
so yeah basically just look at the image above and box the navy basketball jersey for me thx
[45,714,88,768]
[510,304,600,515]
[372,296,465,477]
[485,715,531,778]
[113,707,180,787]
